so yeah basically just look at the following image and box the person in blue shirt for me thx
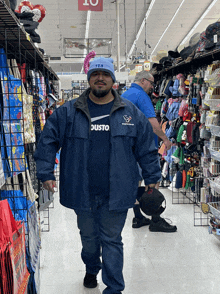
[122,70,177,233]
[122,71,171,150]
[34,58,161,294]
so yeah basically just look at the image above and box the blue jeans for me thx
[76,202,128,294]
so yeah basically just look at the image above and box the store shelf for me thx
[0,0,58,80]
[208,147,220,162]
[208,202,220,219]
[204,99,220,111]
[209,125,220,137]
[209,179,220,194]
[154,47,220,78]
[208,226,220,236]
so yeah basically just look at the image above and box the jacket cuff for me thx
[37,174,56,183]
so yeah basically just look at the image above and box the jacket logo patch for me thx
[122,115,134,126]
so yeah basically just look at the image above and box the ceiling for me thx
[18,0,220,74]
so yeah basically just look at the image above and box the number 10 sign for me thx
[78,0,103,11]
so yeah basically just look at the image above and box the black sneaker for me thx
[149,218,177,233]
[132,217,151,228]
[83,273,97,288]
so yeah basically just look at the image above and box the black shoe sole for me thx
[149,227,177,233]
[83,283,97,289]
[132,220,151,228]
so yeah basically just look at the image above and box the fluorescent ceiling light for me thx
[151,0,186,56]
[127,0,156,60]
[179,0,218,46]
[85,10,91,39]
[119,64,126,70]
[81,10,91,73]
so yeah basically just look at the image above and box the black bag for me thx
[139,188,166,216]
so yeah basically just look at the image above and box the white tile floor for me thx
[40,188,220,294]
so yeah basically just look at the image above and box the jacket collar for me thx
[74,88,126,115]
[131,82,145,92]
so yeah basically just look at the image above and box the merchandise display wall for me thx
[0,1,60,293]
[152,46,220,237]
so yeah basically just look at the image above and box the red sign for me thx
[78,0,103,11]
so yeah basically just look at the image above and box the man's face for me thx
[142,77,154,94]
[89,70,114,98]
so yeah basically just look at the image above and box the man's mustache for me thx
[95,81,106,85]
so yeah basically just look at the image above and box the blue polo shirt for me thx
[122,83,158,147]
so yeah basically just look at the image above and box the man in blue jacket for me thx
[122,70,177,233]
[34,57,161,294]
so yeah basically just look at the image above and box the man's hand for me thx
[43,180,57,193]
[145,184,156,191]
[163,138,172,151]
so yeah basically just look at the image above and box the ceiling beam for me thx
[127,0,156,61]
[150,0,186,56]
[81,10,92,73]
[179,0,218,47]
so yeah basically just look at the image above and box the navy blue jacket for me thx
[34,89,161,211]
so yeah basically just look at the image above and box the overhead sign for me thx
[135,64,143,73]
[78,0,103,11]
[144,61,151,71]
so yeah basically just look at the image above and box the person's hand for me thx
[145,184,156,191]
[43,180,57,193]
[164,139,172,151]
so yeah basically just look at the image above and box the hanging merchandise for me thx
[155,98,162,115]
[0,49,26,176]
[26,201,41,294]
[2,74,23,123]
[175,170,183,189]
[15,1,46,43]
[3,122,26,176]
[0,150,5,188]
[1,180,41,293]
[204,21,220,51]
[26,201,41,271]
[47,93,58,108]
[161,161,169,178]
[163,79,173,97]
[17,63,26,84]
[171,147,184,165]
[0,126,11,179]
[39,105,46,131]
[169,76,182,97]
[21,170,38,202]
[1,188,29,228]
[177,74,187,96]
[23,89,36,144]
[166,98,181,121]
[25,144,38,193]
[0,199,30,294]
[35,72,44,102]
[178,99,188,117]
[9,60,36,145]
[185,167,195,190]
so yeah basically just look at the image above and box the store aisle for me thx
[40,188,220,294]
